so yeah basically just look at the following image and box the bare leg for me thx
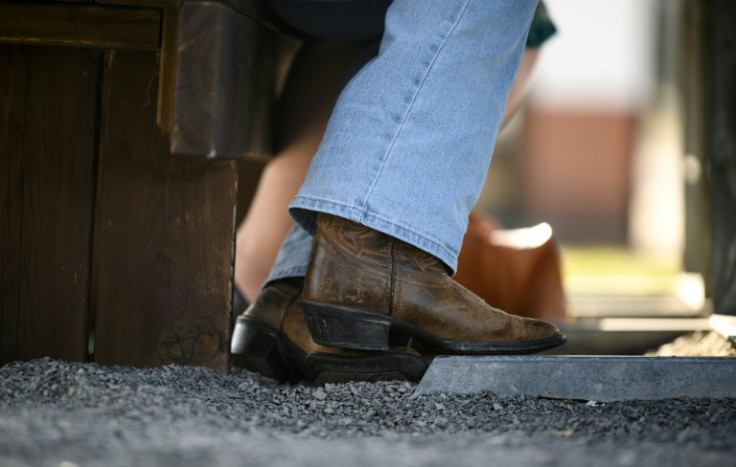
[234,41,362,302]
[501,48,539,128]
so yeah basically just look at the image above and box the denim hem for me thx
[289,195,459,273]
[264,266,307,288]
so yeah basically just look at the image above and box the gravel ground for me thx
[645,331,736,357]
[1,332,734,467]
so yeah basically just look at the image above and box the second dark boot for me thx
[231,277,428,384]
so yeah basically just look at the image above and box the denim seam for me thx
[293,195,450,251]
[358,0,472,222]
[265,266,308,285]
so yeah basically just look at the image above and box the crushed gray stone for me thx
[1,355,734,466]
[647,331,736,356]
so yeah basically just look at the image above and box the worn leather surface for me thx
[242,278,299,331]
[243,278,423,358]
[242,278,341,355]
[304,213,562,344]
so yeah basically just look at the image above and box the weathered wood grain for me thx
[0,47,26,363]
[93,49,237,370]
[0,46,99,364]
[37,0,178,6]
[156,7,179,133]
[0,3,161,50]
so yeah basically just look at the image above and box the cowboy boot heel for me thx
[301,301,394,350]
[232,278,429,383]
[231,318,298,382]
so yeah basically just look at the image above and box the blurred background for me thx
[474,0,708,319]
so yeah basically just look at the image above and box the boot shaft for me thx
[313,213,446,272]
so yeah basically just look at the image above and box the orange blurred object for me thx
[455,211,568,323]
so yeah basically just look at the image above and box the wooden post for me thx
[707,0,736,315]
[93,49,237,370]
[0,0,283,369]
[0,46,100,363]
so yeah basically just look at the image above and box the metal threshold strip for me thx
[416,355,736,401]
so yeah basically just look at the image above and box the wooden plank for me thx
[0,4,161,50]
[87,0,179,8]
[156,7,179,133]
[170,1,282,158]
[681,0,710,282]
[0,46,99,364]
[709,1,736,316]
[0,46,26,364]
[94,49,236,370]
[17,0,179,8]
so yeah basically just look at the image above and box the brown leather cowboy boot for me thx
[302,213,566,353]
[231,277,428,384]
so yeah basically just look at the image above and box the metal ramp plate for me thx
[416,355,736,401]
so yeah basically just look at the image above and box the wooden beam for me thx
[170,1,283,158]
[32,0,179,6]
[90,0,180,7]
[0,3,161,50]
[157,7,179,133]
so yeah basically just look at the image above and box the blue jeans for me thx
[268,0,538,285]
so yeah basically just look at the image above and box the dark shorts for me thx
[269,0,392,45]
[269,0,556,48]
